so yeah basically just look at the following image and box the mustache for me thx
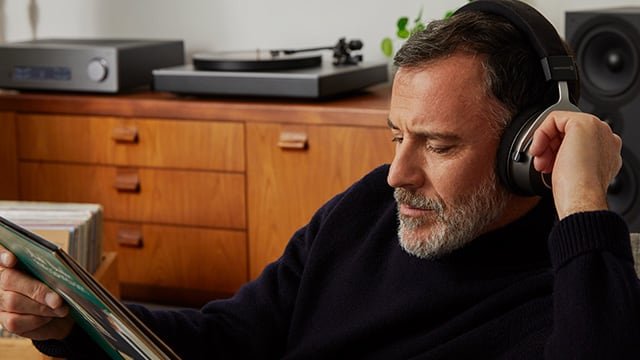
[393,188,445,216]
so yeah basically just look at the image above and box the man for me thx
[1,5,639,359]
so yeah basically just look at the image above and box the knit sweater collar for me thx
[431,195,556,271]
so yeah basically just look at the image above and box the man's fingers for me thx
[0,248,17,268]
[18,315,75,341]
[530,124,562,174]
[529,121,563,159]
[0,246,75,341]
[0,288,68,317]
[0,311,53,336]
[529,124,551,157]
[533,147,556,174]
[0,267,65,311]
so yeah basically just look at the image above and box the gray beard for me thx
[394,172,510,259]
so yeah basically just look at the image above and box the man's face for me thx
[387,54,515,259]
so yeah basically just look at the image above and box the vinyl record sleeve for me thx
[0,216,181,360]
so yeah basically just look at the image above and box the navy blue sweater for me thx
[35,165,640,359]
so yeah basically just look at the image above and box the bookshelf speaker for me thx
[566,8,640,231]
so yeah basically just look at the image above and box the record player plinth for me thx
[152,61,388,98]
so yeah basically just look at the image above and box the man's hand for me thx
[529,111,622,219]
[0,245,75,340]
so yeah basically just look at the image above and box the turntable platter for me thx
[192,51,322,71]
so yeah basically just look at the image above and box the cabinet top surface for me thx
[0,84,392,127]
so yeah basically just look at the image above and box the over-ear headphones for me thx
[454,0,581,196]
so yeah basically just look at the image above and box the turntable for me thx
[152,38,389,98]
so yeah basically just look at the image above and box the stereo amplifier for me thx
[0,39,184,93]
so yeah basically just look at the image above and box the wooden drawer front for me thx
[103,221,247,294]
[17,114,245,171]
[0,112,18,200]
[247,123,394,278]
[19,163,246,229]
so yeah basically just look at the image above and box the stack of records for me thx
[0,201,103,274]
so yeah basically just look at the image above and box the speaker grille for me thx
[569,15,640,103]
[580,26,638,96]
[567,8,640,232]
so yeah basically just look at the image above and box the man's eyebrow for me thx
[417,131,461,142]
[386,118,460,141]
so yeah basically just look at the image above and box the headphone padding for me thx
[496,106,543,193]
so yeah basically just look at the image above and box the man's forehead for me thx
[388,58,496,136]
[393,55,492,94]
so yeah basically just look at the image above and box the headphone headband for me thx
[454,0,578,82]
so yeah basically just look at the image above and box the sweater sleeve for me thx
[545,210,640,359]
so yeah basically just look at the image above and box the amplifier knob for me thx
[87,58,109,82]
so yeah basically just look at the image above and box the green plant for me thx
[381,2,471,58]
[381,7,425,58]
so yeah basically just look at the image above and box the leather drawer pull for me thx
[112,126,139,143]
[114,169,140,192]
[278,129,308,150]
[117,227,143,248]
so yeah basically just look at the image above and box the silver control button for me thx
[87,58,108,82]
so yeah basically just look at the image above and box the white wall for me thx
[1,0,639,63]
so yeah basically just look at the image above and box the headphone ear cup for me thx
[496,107,544,194]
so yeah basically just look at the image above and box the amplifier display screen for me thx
[12,66,71,81]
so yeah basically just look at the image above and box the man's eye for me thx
[391,136,403,144]
[427,145,453,154]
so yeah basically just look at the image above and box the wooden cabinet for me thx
[0,87,393,306]
[14,115,246,306]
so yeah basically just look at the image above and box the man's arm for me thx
[530,111,640,358]
[1,226,310,358]
[0,191,333,358]
[546,210,639,358]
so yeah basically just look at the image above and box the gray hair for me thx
[394,11,578,136]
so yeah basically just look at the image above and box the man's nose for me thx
[387,142,426,191]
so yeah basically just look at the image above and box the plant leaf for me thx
[444,10,454,19]
[397,17,409,31]
[397,29,411,39]
[381,38,394,57]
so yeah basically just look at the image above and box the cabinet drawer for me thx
[0,112,18,199]
[247,123,394,278]
[103,221,247,296]
[19,162,245,229]
[17,114,245,171]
